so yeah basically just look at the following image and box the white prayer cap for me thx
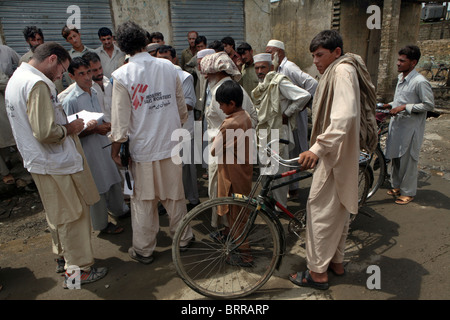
[146,43,161,52]
[267,39,285,50]
[197,48,215,59]
[253,53,272,64]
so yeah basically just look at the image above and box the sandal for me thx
[2,174,15,185]
[289,270,329,290]
[100,222,124,234]
[387,189,400,196]
[395,196,414,205]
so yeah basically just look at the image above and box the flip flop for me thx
[289,270,329,290]
[395,196,414,205]
[387,189,400,196]
[2,174,15,185]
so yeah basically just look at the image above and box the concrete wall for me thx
[419,20,450,41]
[245,0,272,54]
[110,0,171,42]
[270,0,332,78]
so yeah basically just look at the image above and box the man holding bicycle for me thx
[384,45,435,205]
[290,30,377,290]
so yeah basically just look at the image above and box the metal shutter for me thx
[0,0,114,56]
[170,0,245,58]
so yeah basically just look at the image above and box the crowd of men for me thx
[0,21,434,291]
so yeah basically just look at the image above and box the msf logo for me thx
[131,84,149,110]
[65,265,81,290]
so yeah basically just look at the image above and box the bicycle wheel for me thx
[358,164,372,207]
[366,146,387,200]
[172,197,281,299]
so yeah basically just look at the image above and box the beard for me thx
[92,74,104,81]
[272,52,280,71]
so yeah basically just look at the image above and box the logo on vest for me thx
[131,84,149,110]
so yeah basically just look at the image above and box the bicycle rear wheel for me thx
[172,197,281,299]
[358,164,372,207]
[366,146,387,200]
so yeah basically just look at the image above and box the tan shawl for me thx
[311,53,378,152]
[252,71,296,133]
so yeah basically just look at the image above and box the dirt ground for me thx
[0,100,449,301]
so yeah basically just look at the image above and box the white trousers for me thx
[130,198,193,257]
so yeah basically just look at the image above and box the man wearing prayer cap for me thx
[146,43,161,57]
[251,53,311,210]
[266,39,318,198]
[200,51,258,228]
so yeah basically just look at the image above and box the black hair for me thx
[98,27,113,38]
[157,45,176,59]
[195,35,207,46]
[216,80,243,108]
[208,40,224,52]
[221,36,236,50]
[309,30,344,55]
[116,21,147,55]
[68,57,90,75]
[61,25,79,39]
[150,31,164,41]
[82,51,101,64]
[23,26,44,41]
[32,42,71,64]
[398,45,421,62]
[236,42,252,55]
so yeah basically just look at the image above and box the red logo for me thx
[131,84,148,110]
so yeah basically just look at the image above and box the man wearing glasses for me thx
[5,42,108,288]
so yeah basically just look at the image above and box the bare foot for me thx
[328,262,345,276]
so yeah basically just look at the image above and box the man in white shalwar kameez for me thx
[290,30,378,290]
[384,45,434,205]
[109,22,193,264]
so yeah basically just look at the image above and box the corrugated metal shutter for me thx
[0,0,114,56]
[170,0,245,59]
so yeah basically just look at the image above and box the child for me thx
[211,80,254,267]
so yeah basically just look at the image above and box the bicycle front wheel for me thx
[172,197,281,299]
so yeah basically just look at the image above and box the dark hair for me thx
[61,25,79,39]
[82,51,101,64]
[116,21,147,55]
[398,45,421,62]
[195,35,207,46]
[309,30,344,55]
[68,57,90,75]
[236,42,252,55]
[208,40,224,52]
[221,36,235,50]
[32,42,71,64]
[157,45,176,58]
[216,80,243,108]
[98,27,113,38]
[150,31,164,41]
[23,26,44,41]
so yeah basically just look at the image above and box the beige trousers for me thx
[306,171,350,273]
[131,198,193,257]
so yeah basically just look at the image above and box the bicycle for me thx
[420,58,449,87]
[172,140,371,299]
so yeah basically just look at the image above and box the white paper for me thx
[67,110,104,131]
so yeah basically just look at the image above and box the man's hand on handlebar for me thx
[298,150,319,171]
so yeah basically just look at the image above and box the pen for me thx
[76,114,79,119]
